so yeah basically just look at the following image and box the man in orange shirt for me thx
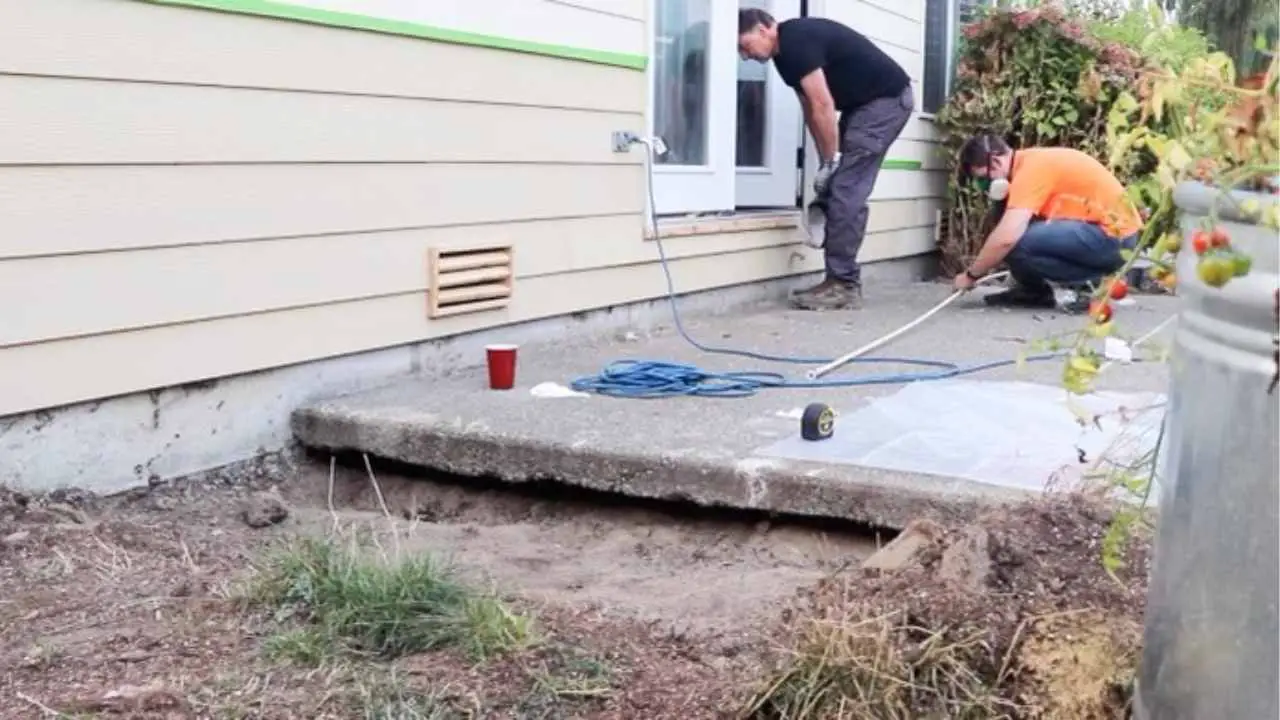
[952,133,1143,312]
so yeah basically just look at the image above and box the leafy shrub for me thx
[933,3,1229,273]
[1088,5,1216,72]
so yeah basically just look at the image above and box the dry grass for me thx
[742,608,1021,720]
[737,497,1149,720]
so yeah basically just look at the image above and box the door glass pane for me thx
[736,2,768,168]
[653,0,711,166]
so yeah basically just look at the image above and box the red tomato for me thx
[1108,278,1129,300]
[1089,300,1113,324]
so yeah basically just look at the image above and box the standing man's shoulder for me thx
[778,16,856,41]
[773,18,828,88]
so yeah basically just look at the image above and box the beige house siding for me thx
[0,0,940,419]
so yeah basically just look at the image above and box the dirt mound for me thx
[744,496,1150,720]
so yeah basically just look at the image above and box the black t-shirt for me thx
[773,17,910,112]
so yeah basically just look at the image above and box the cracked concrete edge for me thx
[291,406,1031,529]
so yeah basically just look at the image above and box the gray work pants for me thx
[823,84,915,284]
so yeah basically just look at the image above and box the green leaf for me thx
[1164,141,1194,172]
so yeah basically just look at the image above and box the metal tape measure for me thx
[801,402,835,441]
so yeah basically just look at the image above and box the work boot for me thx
[790,278,863,311]
[1056,286,1093,315]
[982,283,1057,310]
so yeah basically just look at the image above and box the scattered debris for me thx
[40,502,89,525]
[1104,336,1134,363]
[530,381,591,399]
[91,680,188,713]
[241,488,289,528]
[860,518,944,573]
[936,524,992,591]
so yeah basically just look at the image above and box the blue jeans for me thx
[1006,220,1137,293]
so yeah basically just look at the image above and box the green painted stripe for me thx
[139,0,648,70]
[137,1,927,172]
[881,159,923,170]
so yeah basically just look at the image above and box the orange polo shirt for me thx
[1006,148,1143,239]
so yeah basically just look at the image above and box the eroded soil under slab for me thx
[0,458,880,720]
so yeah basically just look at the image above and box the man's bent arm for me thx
[798,70,839,161]
[968,208,1032,276]
[798,93,814,145]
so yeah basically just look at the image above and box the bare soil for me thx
[0,457,880,719]
[0,457,1151,719]
[748,496,1151,719]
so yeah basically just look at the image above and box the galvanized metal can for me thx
[1135,181,1280,720]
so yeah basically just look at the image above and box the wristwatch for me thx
[965,267,983,280]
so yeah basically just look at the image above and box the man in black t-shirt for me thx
[739,8,914,311]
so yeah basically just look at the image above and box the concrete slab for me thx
[292,281,1177,529]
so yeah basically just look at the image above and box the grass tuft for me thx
[248,535,534,664]
[261,626,331,667]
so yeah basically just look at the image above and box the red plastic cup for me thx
[485,344,518,390]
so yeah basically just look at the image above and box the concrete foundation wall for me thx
[1,254,935,495]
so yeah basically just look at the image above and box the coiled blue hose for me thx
[567,141,1060,399]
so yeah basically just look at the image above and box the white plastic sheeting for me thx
[755,380,1166,492]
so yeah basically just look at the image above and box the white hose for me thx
[806,271,1011,379]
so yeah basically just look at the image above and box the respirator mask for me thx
[968,135,1011,202]
[981,177,1009,202]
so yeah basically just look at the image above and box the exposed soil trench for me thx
[305,452,889,635]
[0,452,889,719]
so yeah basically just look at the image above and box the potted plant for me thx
[1077,46,1279,720]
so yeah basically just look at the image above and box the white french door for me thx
[647,0,804,216]
[734,0,803,208]
[647,0,737,215]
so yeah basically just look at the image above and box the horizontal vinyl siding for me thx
[0,75,642,165]
[1,0,940,417]
[1,0,643,109]
[0,163,643,258]
[0,226,936,415]
[0,0,646,416]
[0,198,938,349]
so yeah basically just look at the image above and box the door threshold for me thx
[646,208,802,240]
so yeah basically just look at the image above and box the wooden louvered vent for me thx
[426,245,514,319]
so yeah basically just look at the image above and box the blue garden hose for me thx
[566,139,1060,399]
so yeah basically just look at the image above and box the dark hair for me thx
[738,7,775,35]
[957,132,1011,177]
